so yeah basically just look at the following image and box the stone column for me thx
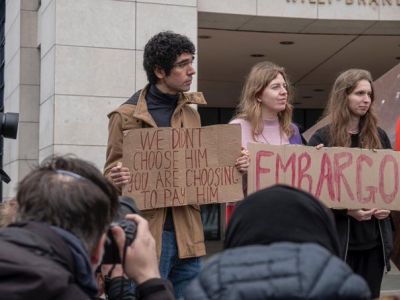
[3,0,40,199]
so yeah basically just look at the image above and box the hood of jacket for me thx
[184,242,371,300]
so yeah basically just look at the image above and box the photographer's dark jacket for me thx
[0,222,96,300]
[104,84,207,259]
[184,243,371,300]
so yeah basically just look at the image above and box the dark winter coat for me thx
[0,222,93,300]
[184,242,371,300]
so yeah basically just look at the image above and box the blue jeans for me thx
[159,230,201,298]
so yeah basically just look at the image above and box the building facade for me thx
[3,0,400,199]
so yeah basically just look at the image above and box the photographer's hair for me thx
[233,61,294,141]
[16,156,119,253]
[143,31,195,84]
[326,69,382,148]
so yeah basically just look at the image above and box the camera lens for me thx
[102,196,140,264]
[0,112,19,139]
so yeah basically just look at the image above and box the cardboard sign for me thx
[248,143,400,210]
[122,125,243,210]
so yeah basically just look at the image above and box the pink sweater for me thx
[230,118,289,148]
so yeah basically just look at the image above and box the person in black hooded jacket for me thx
[308,69,393,298]
[183,185,371,300]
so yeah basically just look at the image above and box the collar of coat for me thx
[132,84,206,128]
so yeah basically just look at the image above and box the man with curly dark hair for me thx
[104,31,207,297]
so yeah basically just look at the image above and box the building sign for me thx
[287,0,400,5]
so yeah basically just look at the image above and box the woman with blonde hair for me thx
[230,61,302,222]
[232,61,302,148]
[308,69,393,298]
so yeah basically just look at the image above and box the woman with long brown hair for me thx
[308,69,393,298]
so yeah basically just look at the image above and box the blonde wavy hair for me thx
[326,69,382,148]
[233,61,294,141]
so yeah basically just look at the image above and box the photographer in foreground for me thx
[0,156,174,300]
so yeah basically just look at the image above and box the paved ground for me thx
[205,241,400,296]
[382,263,400,296]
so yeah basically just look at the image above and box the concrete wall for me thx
[3,0,198,199]
[198,0,400,21]
[3,0,40,199]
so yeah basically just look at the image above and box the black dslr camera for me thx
[0,112,19,140]
[0,112,19,184]
[102,196,140,264]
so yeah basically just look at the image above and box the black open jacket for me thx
[308,125,394,271]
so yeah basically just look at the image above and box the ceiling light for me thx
[313,88,324,92]
[302,96,312,99]
[293,102,302,105]
[396,56,400,60]
[280,41,294,45]
[250,54,265,57]
[198,35,211,39]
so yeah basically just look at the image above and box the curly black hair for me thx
[143,31,195,84]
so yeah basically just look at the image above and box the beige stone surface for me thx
[21,10,37,47]
[198,0,256,15]
[135,50,146,91]
[4,85,39,122]
[379,3,400,21]
[39,96,55,150]
[5,0,21,35]
[40,47,55,104]
[18,122,39,159]
[19,85,40,122]
[20,48,40,85]
[53,95,126,145]
[3,135,18,166]
[40,0,54,12]
[38,145,54,164]
[136,2,197,50]
[5,14,20,63]
[4,87,20,117]
[53,145,107,172]
[54,46,135,97]
[4,50,20,99]
[21,0,39,11]
[138,0,196,6]
[38,0,55,58]
[56,0,135,49]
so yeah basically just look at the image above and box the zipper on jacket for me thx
[377,220,389,273]
[344,217,350,261]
